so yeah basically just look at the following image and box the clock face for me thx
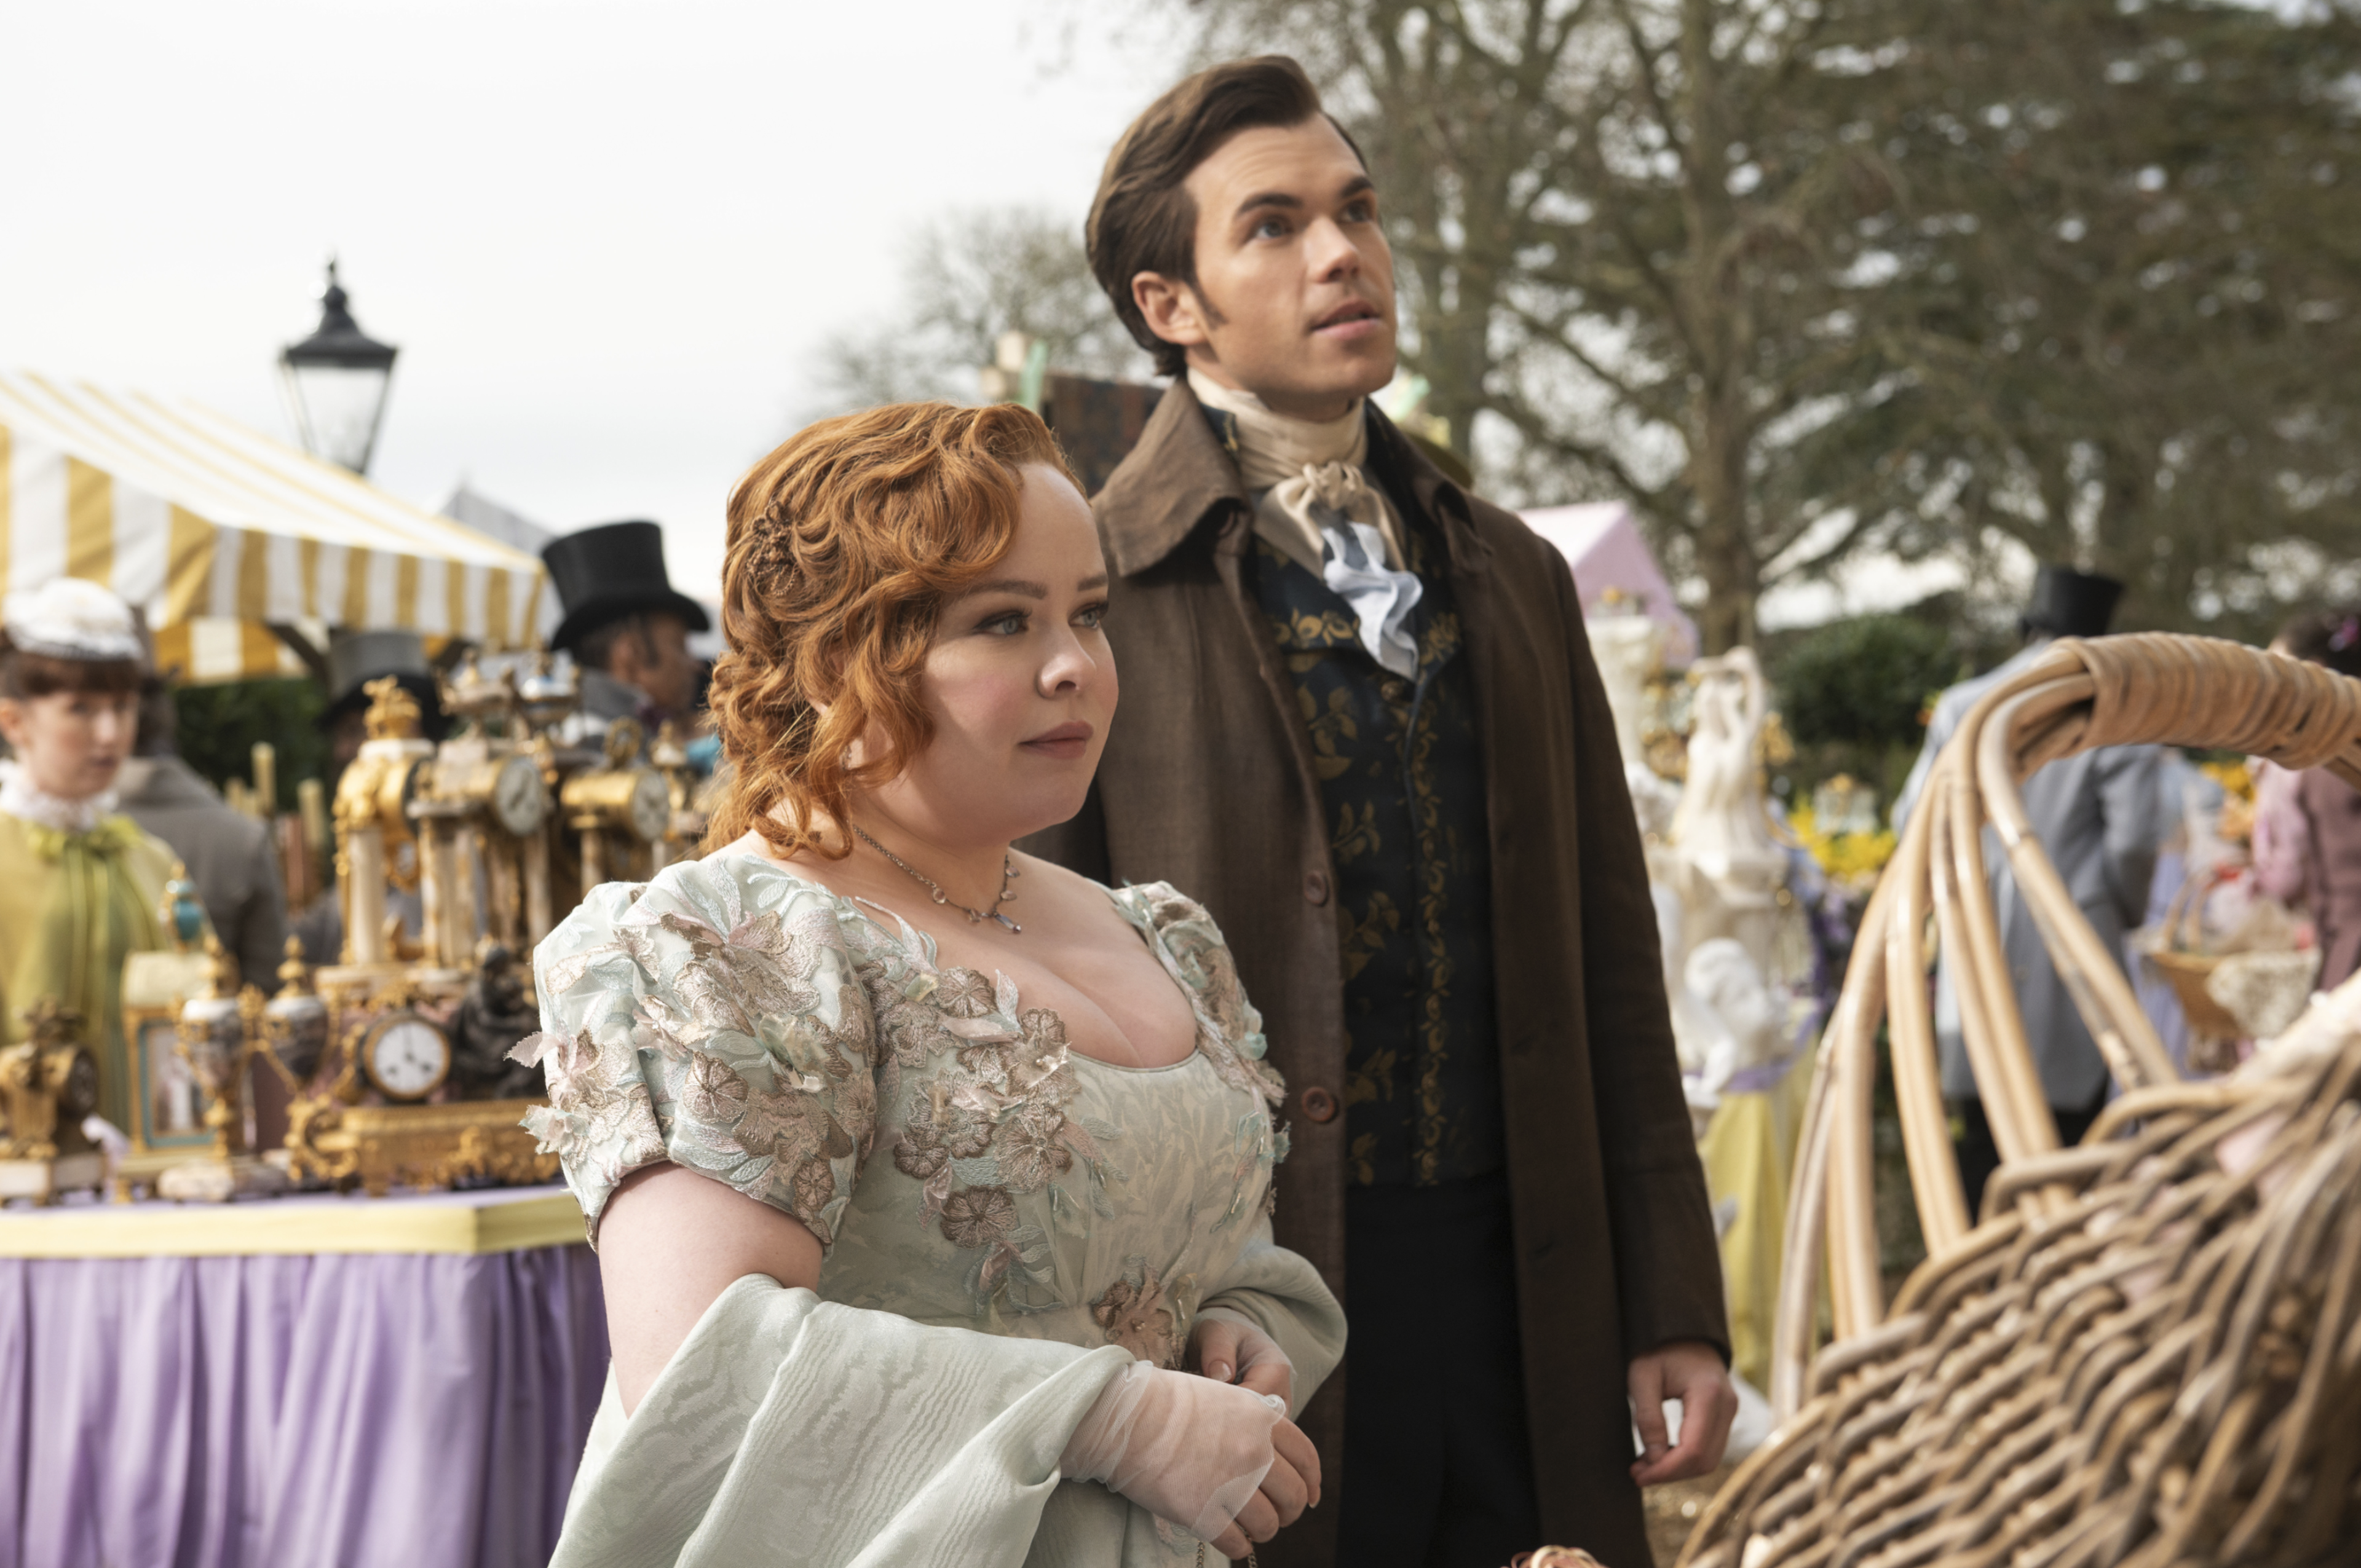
[365,1015,451,1101]
[628,770,672,844]
[492,754,548,837]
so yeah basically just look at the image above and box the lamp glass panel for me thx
[283,361,391,473]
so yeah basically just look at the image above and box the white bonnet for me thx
[2,577,144,663]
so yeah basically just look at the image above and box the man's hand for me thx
[1628,1340,1736,1486]
[1189,1312,1294,1410]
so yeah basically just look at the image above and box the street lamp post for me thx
[279,260,398,475]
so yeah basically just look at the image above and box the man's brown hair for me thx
[1088,56,1365,378]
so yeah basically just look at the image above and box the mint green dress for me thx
[528,851,1346,1568]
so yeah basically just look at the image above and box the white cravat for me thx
[1189,371,1425,679]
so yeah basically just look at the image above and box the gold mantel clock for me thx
[360,1012,453,1101]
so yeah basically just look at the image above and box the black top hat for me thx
[543,521,712,656]
[2024,565,2126,640]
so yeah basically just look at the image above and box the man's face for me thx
[1132,116,1398,422]
[610,613,700,717]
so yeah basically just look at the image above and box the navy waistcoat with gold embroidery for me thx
[1230,440,1504,1188]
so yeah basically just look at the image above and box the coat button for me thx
[1299,1087,1340,1123]
[1303,869,1331,905]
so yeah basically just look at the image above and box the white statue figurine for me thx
[1667,648,1789,972]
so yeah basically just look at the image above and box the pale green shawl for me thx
[556,1277,1157,1568]
[556,1224,1347,1568]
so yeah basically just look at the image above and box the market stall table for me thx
[0,1184,606,1568]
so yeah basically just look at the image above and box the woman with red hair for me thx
[527,402,1339,1567]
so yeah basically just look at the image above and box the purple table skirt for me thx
[0,1242,607,1568]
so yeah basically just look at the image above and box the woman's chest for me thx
[879,905,1204,1072]
[819,955,1283,1353]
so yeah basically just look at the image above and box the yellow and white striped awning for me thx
[0,371,545,663]
[152,615,323,684]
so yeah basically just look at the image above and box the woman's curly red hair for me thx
[703,401,1082,860]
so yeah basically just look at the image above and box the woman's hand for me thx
[1212,1414,1320,1558]
[1061,1360,1321,1556]
[1189,1310,1294,1409]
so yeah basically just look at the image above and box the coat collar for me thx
[1095,379,1246,577]
[1098,377,1489,580]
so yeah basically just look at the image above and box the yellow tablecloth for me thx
[0,1183,581,1258]
[1700,1059,1816,1393]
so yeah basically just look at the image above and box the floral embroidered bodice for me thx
[529,851,1291,1366]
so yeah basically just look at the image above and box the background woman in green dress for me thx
[0,577,180,1137]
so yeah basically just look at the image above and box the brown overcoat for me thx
[1026,384,1726,1566]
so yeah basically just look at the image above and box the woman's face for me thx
[871,463,1117,849]
[0,687,141,801]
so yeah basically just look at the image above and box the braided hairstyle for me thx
[703,401,1082,860]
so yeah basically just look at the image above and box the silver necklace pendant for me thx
[855,825,1022,934]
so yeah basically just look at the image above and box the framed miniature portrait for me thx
[124,1004,215,1156]
[121,949,223,1159]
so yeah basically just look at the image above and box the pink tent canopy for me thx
[1518,502,1699,666]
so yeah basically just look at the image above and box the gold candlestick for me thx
[251,741,277,816]
[156,939,291,1202]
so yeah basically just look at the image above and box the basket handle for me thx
[1774,633,2361,1417]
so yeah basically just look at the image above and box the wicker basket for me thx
[2145,946,2242,1042]
[1682,1012,2361,1567]
[1706,634,2361,1567]
[2138,874,2245,1044]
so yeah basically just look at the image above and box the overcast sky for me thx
[3,0,1173,602]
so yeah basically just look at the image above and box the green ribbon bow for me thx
[24,815,143,864]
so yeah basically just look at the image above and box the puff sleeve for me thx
[523,860,879,1248]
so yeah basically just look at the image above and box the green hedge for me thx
[172,679,328,812]
[1774,614,1962,750]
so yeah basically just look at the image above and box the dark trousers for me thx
[1953,1090,2108,1218]
[1336,1170,1541,1568]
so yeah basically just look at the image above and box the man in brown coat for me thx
[1026,55,1732,1568]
